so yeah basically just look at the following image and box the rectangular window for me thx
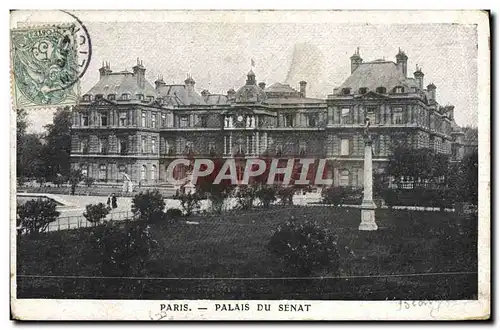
[161,114,166,127]
[209,141,216,154]
[99,137,108,154]
[119,139,128,155]
[180,115,189,128]
[200,115,208,128]
[141,112,147,127]
[82,114,89,126]
[299,141,307,156]
[393,108,403,124]
[341,108,350,124]
[340,138,350,155]
[339,169,350,186]
[119,112,127,126]
[101,113,108,126]
[307,114,318,127]
[151,113,156,128]
[99,164,107,182]
[151,138,156,153]
[81,139,89,154]
[283,114,294,127]
[141,137,147,153]
[224,136,231,155]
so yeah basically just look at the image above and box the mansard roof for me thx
[156,84,206,105]
[86,72,157,98]
[336,60,416,94]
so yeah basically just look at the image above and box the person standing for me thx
[111,193,118,209]
[106,194,111,210]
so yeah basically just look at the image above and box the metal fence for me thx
[46,211,137,232]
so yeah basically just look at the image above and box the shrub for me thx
[83,203,109,225]
[166,208,183,219]
[321,186,363,206]
[17,198,60,235]
[131,190,166,221]
[382,188,455,210]
[173,190,202,216]
[235,184,259,210]
[256,185,277,208]
[84,177,95,188]
[88,221,157,277]
[276,186,296,206]
[268,219,340,276]
[199,183,234,215]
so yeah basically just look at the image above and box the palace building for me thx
[70,51,472,187]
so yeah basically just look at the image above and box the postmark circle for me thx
[11,10,92,106]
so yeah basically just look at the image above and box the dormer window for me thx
[108,94,116,100]
[341,88,351,95]
[95,94,103,100]
[121,93,130,101]
[394,86,404,94]
[136,94,144,101]
[83,94,91,102]
[147,96,154,102]
[411,87,418,93]
[359,87,368,94]
[375,87,386,94]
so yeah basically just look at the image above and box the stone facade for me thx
[70,52,473,186]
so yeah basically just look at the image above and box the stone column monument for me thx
[359,118,378,231]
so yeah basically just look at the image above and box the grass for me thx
[16,206,477,300]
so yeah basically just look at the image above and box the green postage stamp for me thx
[11,25,81,107]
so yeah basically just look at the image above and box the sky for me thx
[23,17,478,132]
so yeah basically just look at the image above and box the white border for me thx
[8,9,490,321]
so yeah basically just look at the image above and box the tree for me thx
[83,203,110,225]
[17,133,46,180]
[131,190,166,221]
[386,146,450,187]
[42,107,72,179]
[68,169,83,195]
[17,199,60,235]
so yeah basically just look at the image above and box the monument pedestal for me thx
[359,200,378,231]
[359,132,378,231]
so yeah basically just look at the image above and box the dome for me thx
[234,70,266,103]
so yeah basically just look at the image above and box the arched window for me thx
[341,88,351,95]
[375,87,386,94]
[141,165,147,181]
[151,165,156,181]
[108,94,116,100]
[339,169,350,186]
[121,93,130,100]
[136,94,144,100]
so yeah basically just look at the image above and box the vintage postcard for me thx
[10,10,490,320]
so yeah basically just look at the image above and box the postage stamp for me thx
[9,10,490,321]
[10,11,91,108]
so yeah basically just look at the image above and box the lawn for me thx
[16,206,478,300]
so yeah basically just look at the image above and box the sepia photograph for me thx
[9,9,489,320]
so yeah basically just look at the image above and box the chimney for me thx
[445,105,455,120]
[184,74,196,98]
[349,47,363,74]
[413,64,424,89]
[99,61,112,78]
[396,48,408,77]
[154,75,166,89]
[299,81,307,97]
[258,82,266,90]
[227,88,236,100]
[132,58,146,88]
[427,83,437,101]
